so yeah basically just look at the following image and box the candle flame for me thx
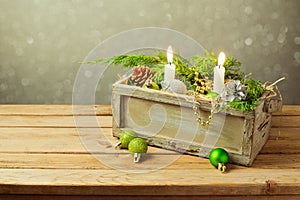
[218,52,226,66]
[167,46,173,64]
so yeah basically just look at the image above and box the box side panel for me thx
[242,118,254,157]
[249,102,273,165]
[121,96,245,155]
[112,84,123,136]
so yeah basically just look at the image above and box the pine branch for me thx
[80,54,163,68]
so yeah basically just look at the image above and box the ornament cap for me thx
[114,141,122,149]
[218,163,227,173]
[133,153,141,163]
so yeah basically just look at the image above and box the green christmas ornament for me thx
[128,137,148,163]
[115,130,136,149]
[209,148,229,173]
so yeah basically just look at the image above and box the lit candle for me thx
[164,46,175,83]
[213,52,226,94]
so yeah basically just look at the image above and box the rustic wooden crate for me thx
[112,77,282,166]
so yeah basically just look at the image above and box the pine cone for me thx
[130,66,154,86]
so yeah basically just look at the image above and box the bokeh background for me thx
[0,0,299,104]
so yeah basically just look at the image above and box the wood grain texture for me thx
[273,105,300,116]
[0,168,299,195]
[271,116,300,128]
[0,116,112,128]
[0,105,112,116]
[0,105,298,198]
[0,153,299,170]
[0,127,298,154]
[1,195,300,200]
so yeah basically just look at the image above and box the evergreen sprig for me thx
[80,54,162,67]
[108,55,161,67]
[223,56,244,80]
[190,50,217,78]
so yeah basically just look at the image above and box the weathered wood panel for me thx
[122,97,245,153]
[112,80,282,166]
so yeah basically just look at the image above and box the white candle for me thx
[213,52,226,94]
[164,46,175,83]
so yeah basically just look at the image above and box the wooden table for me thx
[0,105,299,200]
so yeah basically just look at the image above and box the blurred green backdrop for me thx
[0,0,299,104]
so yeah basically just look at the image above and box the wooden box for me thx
[112,77,282,166]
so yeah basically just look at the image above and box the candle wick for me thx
[169,62,172,65]
[218,65,221,69]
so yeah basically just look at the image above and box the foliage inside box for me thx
[85,50,282,113]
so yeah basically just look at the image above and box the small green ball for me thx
[209,148,229,170]
[128,138,148,154]
[119,130,136,148]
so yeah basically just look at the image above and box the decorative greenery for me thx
[82,50,264,111]
[190,50,217,78]
[190,50,244,80]
[80,54,160,67]
[81,53,166,83]
[226,78,265,111]
[223,56,244,80]
[175,50,244,94]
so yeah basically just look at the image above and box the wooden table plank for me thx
[0,105,112,116]
[1,106,298,128]
[0,128,87,153]
[273,105,300,116]
[0,116,112,128]
[261,140,300,153]
[0,127,298,154]
[251,154,300,169]
[271,116,300,128]
[0,152,299,170]
[0,104,298,128]
[0,168,299,195]
[269,128,300,140]
[0,104,295,117]
[0,114,297,129]
[0,128,117,153]
[1,195,300,200]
